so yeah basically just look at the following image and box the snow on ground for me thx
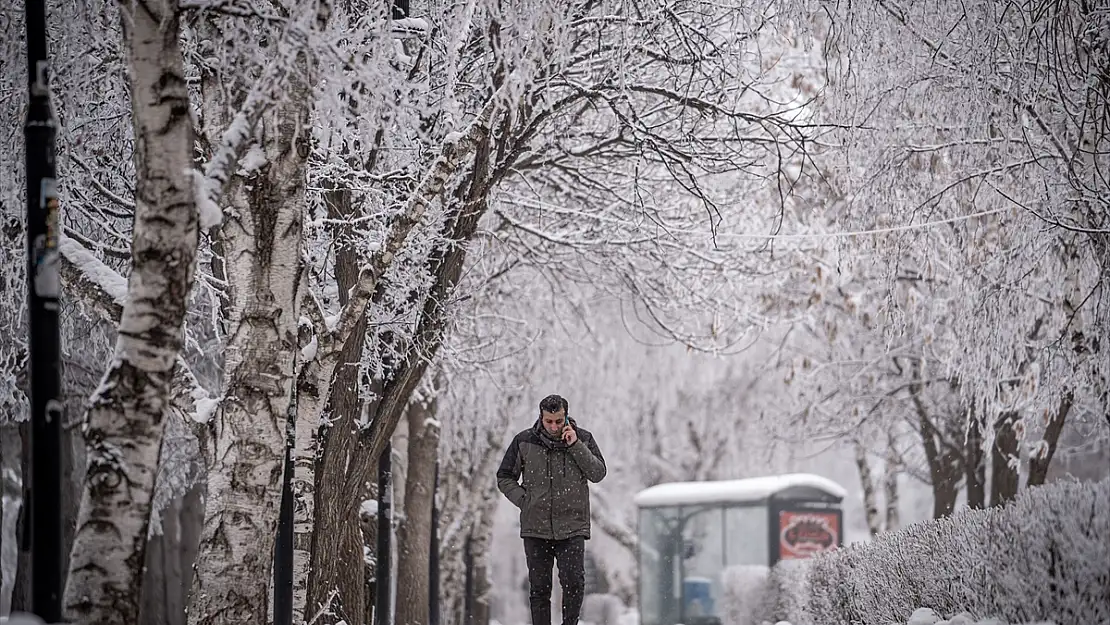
[492,606,1056,625]
[900,607,1054,625]
[757,607,1055,625]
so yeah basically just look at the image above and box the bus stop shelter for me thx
[633,473,846,625]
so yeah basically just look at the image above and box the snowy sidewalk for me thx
[765,607,1056,625]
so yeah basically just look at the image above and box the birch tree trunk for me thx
[291,298,331,623]
[853,440,882,536]
[186,97,308,624]
[396,392,441,625]
[882,432,901,532]
[63,0,199,621]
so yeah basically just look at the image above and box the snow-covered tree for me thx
[745,0,1109,521]
[181,1,330,621]
[290,0,831,620]
[817,0,1108,432]
[62,0,202,620]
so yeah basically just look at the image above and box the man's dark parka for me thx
[496,417,607,540]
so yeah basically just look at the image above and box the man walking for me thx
[497,394,607,625]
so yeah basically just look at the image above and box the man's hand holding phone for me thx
[562,424,577,446]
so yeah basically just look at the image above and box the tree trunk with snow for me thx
[437,433,504,624]
[912,388,963,518]
[965,411,986,509]
[392,407,411,527]
[396,392,442,625]
[990,411,1020,507]
[291,287,331,624]
[305,100,496,623]
[186,90,308,624]
[468,487,498,625]
[63,0,199,621]
[305,305,373,625]
[303,174,392,624]
[853,440,882,536]
[1027,390,1073,486]
[354,135,495,621]
[882,432,901,532]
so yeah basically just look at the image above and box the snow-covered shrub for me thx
[757,559,812,623]
[902,606,1056,625]
[764,479,1109,624]
[720,565,770,625]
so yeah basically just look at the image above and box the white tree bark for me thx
[186,105,307,625]
[291,312,328,624]
[181,2,341,619]
[291,316,327,624]
[63,0,199,621]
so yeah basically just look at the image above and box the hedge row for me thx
[723,478,1109,625]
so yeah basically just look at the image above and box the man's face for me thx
[541,409,566,436]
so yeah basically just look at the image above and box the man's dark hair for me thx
[539,394,568,416]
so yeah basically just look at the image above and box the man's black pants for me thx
[523,536,585,625]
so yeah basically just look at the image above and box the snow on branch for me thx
[297,255,329,360]
[196,8,317,230]
[326,94,501,351]
[58,234,128,322]
[171,356,217,426]
[57,235,213,434]
[179,0,288,21]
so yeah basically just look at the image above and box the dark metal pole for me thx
[374,441,392,625]
[462,533,473,625]
[24,0,64,621]
[428,459,439,625]
[273,380,297,625]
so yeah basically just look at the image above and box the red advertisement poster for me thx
[778,510,839,560]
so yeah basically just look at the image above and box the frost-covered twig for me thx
[305,589,341,625]
[196,9,316,231]
[326,94,502,352]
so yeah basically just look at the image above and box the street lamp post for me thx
[428,459,440,625]
[23,0,65,621]
[273,382,297,625]
[374,440,392,625]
